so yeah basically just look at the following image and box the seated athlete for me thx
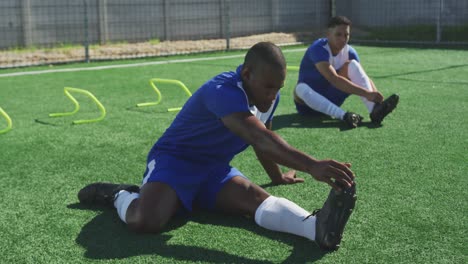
[294,16,399,128]
[78,42,357,251]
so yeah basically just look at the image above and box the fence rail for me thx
[0,0,467,68]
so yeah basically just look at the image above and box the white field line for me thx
[0,48,306,78]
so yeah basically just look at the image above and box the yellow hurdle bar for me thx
[287,65,300,72]
[49,87,106,124]
[137,78,192,112]
[0,107,13,134]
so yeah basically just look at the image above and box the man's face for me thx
[327,24,350,53]
[242,64,285,113]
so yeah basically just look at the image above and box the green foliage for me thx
[4,42,84,53]
[0,46,467,263]
[149,38,161,45]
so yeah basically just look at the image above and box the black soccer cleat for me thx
[311,183,357,251]
[343,112,363,128]
[78,182,140,208]
[370,94,399,125]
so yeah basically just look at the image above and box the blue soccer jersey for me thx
[148,65,280,165]
[298,38,360,90]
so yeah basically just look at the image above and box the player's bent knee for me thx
[126,181,179,233]
[347,59,362,73]
[127,212,169,234]
[341,59,362,79]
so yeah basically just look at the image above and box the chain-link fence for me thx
[1,0,467,68]
[335,0,468,45]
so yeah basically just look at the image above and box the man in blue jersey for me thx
[294,16,399,128]
[78,42,356,251]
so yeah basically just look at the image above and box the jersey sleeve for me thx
[204,84,249,118]
[309,44,330,64]
[348,46,360,62]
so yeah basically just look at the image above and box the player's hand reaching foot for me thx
[365,91,384,103]
[309,160,355,191]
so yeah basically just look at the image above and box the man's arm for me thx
[253,120,304,185]
[315,62,381,102]
[221,112,355,190]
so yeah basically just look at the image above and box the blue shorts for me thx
[141,153,247,212]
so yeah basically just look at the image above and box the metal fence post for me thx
[271,0,279,32]
[220,0,225,40]
[98,0,109,44]
[330,0,336,18]
[225,0,230,50]
[163,0,170,41]
[21,0,33,47]
[436,0,444,43]
[83,0,90,63]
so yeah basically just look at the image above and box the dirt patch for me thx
[0,32,316,68]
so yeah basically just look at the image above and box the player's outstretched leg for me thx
[313,183,357,251]
[343,112,363,128]
[78,182,140,208]
[370,94,399,125]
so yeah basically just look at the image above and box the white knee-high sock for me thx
[114,190,139,223]
[295,83,346,120]
[347,60,375,113]
[254,196,316,241]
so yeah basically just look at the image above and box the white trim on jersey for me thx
[323,44,350,70]
[236,81,277,124]
[142,159,156,185]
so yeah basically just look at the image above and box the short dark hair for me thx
[327,16,352,28]
[244,42,286,73]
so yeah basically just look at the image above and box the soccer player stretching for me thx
[78,42,356,251]
[294,16,399,128]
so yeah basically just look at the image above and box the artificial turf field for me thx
[0,45,466,263]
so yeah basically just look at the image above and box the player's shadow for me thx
[34,117,63,126]
[272,113,380,131]
[374,63,468,83]
[69,203,326,263]
[34,110,107,126]
[34,116,80,126]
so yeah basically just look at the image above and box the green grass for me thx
[0,45,467,263]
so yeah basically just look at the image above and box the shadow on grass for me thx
[374,63,468,79]
[68,203,326,263]
[34,116,75,126]
[392,76,468,85]
[272,113,380,131]
[34,118,61,126]
[34,111,111,126]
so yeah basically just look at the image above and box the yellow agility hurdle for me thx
[49,87,106,125]
[137,78,192,112]
[287,65,300,72]
[0,107,12,134]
